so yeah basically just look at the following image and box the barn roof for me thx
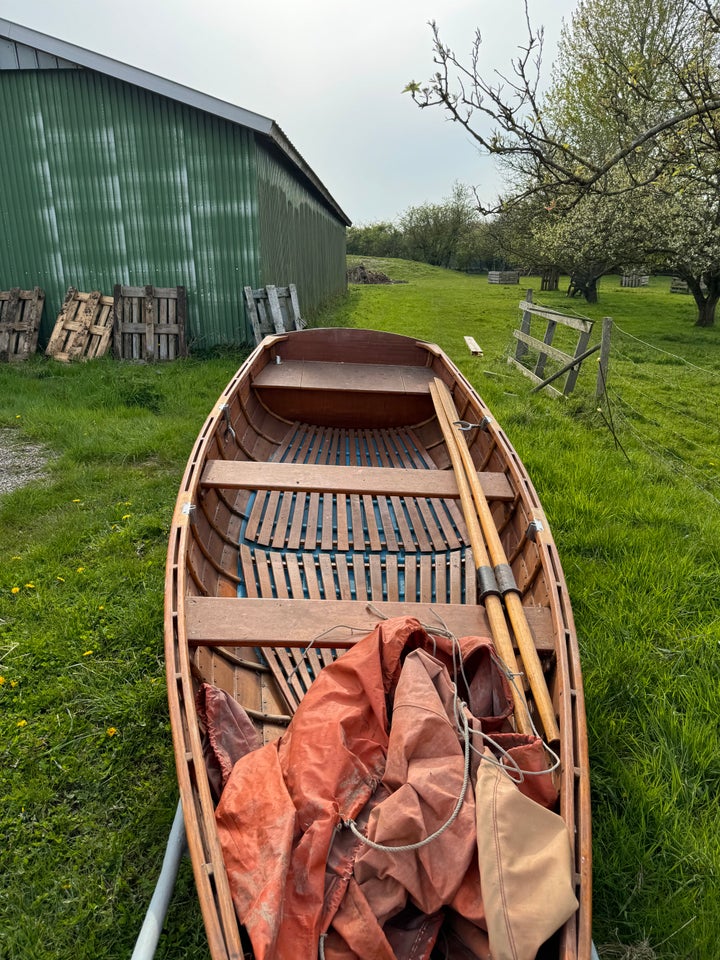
[0,18,351,226]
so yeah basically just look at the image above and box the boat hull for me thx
[164,328,591,959]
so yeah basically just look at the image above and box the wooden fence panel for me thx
[45,288,114,362]
[0,287,44,361]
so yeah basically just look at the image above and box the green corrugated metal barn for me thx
[0,19,351,348]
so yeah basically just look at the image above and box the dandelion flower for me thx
[17,719,27,727]
[83,650,93,657]
[0,676,5,685]
[77,566,85,573]
[106,727,118,737]
[10,680,18,688]
[56,576,65,583]
[11,586,20,594]
[24,583,35,589]
[122,514,131,520]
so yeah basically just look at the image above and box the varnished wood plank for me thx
[184,596,557,651]
[318,554,336,601]
[201,459,514,501]
[405,556,417,602]
[258,492,281,546]
[419,554,433,602]
[271,492,294,549]
[253,359,434,395]
[302,553,322,599]
[368,555,384,600]
[352,556,367,600]
[269,553,289,598]
[304,494,321,549]
[239,545,259,598]
[284,554,305,598]
[334,554,352,601]
[336,493,349,551]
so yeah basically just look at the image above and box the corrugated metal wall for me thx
[255,141,347,317]
[0,69,262,346]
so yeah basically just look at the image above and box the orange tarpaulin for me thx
[213,616,577,959]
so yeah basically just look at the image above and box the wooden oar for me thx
[428,381,532,735]
[432,378,560,743]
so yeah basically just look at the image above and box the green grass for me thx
[2,265,719,959]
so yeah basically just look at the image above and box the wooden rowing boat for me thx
[165,327,591,960]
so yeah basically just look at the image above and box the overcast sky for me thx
[1,0,578,224]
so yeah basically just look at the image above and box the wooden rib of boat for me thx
[164,327,591,960]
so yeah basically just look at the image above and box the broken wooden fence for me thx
[113,286,187,361]
[0,287,44,361]
[510,290,612,398]
[244,284,305,345]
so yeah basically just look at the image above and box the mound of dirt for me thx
[347,263,404,285]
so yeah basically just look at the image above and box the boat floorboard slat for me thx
[336,493,349,551]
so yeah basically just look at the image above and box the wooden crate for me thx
[113,285,187,361]
[0,287,44,361]
[45,288,114,362]
[244,284,305,345]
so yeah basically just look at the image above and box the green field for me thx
[1,261,718,959]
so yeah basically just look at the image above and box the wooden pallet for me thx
[0,288,44,361]
[244,284,305,345]
[113,285,187,361]
[488,270,520,284]
[45,288,114,362]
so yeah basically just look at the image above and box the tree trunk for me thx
[568,273,600,303]
[686,273,719,327]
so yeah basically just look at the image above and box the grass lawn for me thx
[1,261,719,959]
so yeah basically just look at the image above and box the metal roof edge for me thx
[0,17,351,225]
[266,122,352,226]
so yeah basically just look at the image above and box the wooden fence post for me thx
[515,289,534,362]
[596,317,613,398]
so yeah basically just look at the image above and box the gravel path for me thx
[0,429,50,495]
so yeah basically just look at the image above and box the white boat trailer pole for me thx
[131,800,186,960]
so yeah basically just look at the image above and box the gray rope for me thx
[343,702,472,853]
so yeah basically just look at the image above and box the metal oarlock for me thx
[453,415,493,431]
[525,518,544,542]
[220,403,237,442]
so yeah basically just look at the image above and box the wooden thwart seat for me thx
[200,459,514,501]
[185,596,556,652]
[252,360,435,395]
